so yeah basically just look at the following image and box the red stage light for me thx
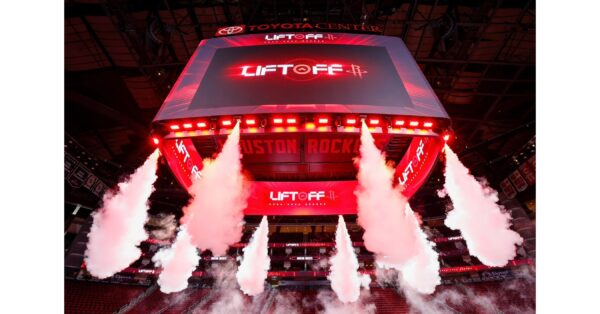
[197,121,207,128]
[423,121,433,128]
[409,121,419,127]
[246,119,256,126]
[169,124,180,130]
[273,118,283,124]
[286,118,297,124]
[345,118,357,125]
[394,119,405,126]
[183,123,193,129]
[151,137,160,145]
[443,134,450,141]
[369,119,380,125]
[222,120,232,126]
[317,118,329,124]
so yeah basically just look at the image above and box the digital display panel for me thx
[191,44,414,109]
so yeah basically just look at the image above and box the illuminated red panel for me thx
[169,124,180,130]
[245,118,257,126]
[183,123,193,129]
[286,118,298,124]
[222,119,233,127]
[394,119,405,126]
[368,118,380,125]
[245,181,358,215]
[345,118,357,125]
[317,117,329,125]
[409,121,419,127]
[197,121,207,128]
[423,121,433,128]
[273,118,283,124]
[159,138,204,187]
[395,136,444,198]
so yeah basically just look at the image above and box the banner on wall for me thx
[244,181,358,215]
[519,162,535,185]
[499,178,517,199]
[508,170,528,192]
[65,152,108,198]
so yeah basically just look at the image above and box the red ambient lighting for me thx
[409,121,419,127]
[317,117,329,124]
[151,136,160,145]
[423,121,434,128]
[245,119,257,126]
[273,118,284,124]
[286,118,298,124]
[197,121,207,128]
[345,118,357,125]
[169,124,180,130]
[183,123,193,129]
[369,119,380,125]
[222,119,232,126]
[443,134,451,141]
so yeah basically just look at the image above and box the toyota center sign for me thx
[215,23,382,37]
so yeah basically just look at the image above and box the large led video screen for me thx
[154,33,449,121]
[191,44,411,109]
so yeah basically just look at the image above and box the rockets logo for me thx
[347,64,368,79]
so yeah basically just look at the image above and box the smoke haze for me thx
[148,213,177,240]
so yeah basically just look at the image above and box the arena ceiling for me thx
[65,0,535,213]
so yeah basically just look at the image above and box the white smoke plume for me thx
[355,122,440,294]
[208,290,248,314]
[148,213,177,240]
[403,271,535,314]
[328,215,362,303]
[271,291,301,314]
[403,285,469,314]
[84,149,160,279]
[152,226,200,293]
[236,216,271,296]
[209,259,240,289]
[375,264,534,314]
[398,205,440,294]
[312,257,329,271]
[182,121,248,256]
[442,145,523,266]
[360,274,372,290]
[317,290,376,314]
[204,261,272,314]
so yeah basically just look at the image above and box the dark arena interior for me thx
[64,0,536,313]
